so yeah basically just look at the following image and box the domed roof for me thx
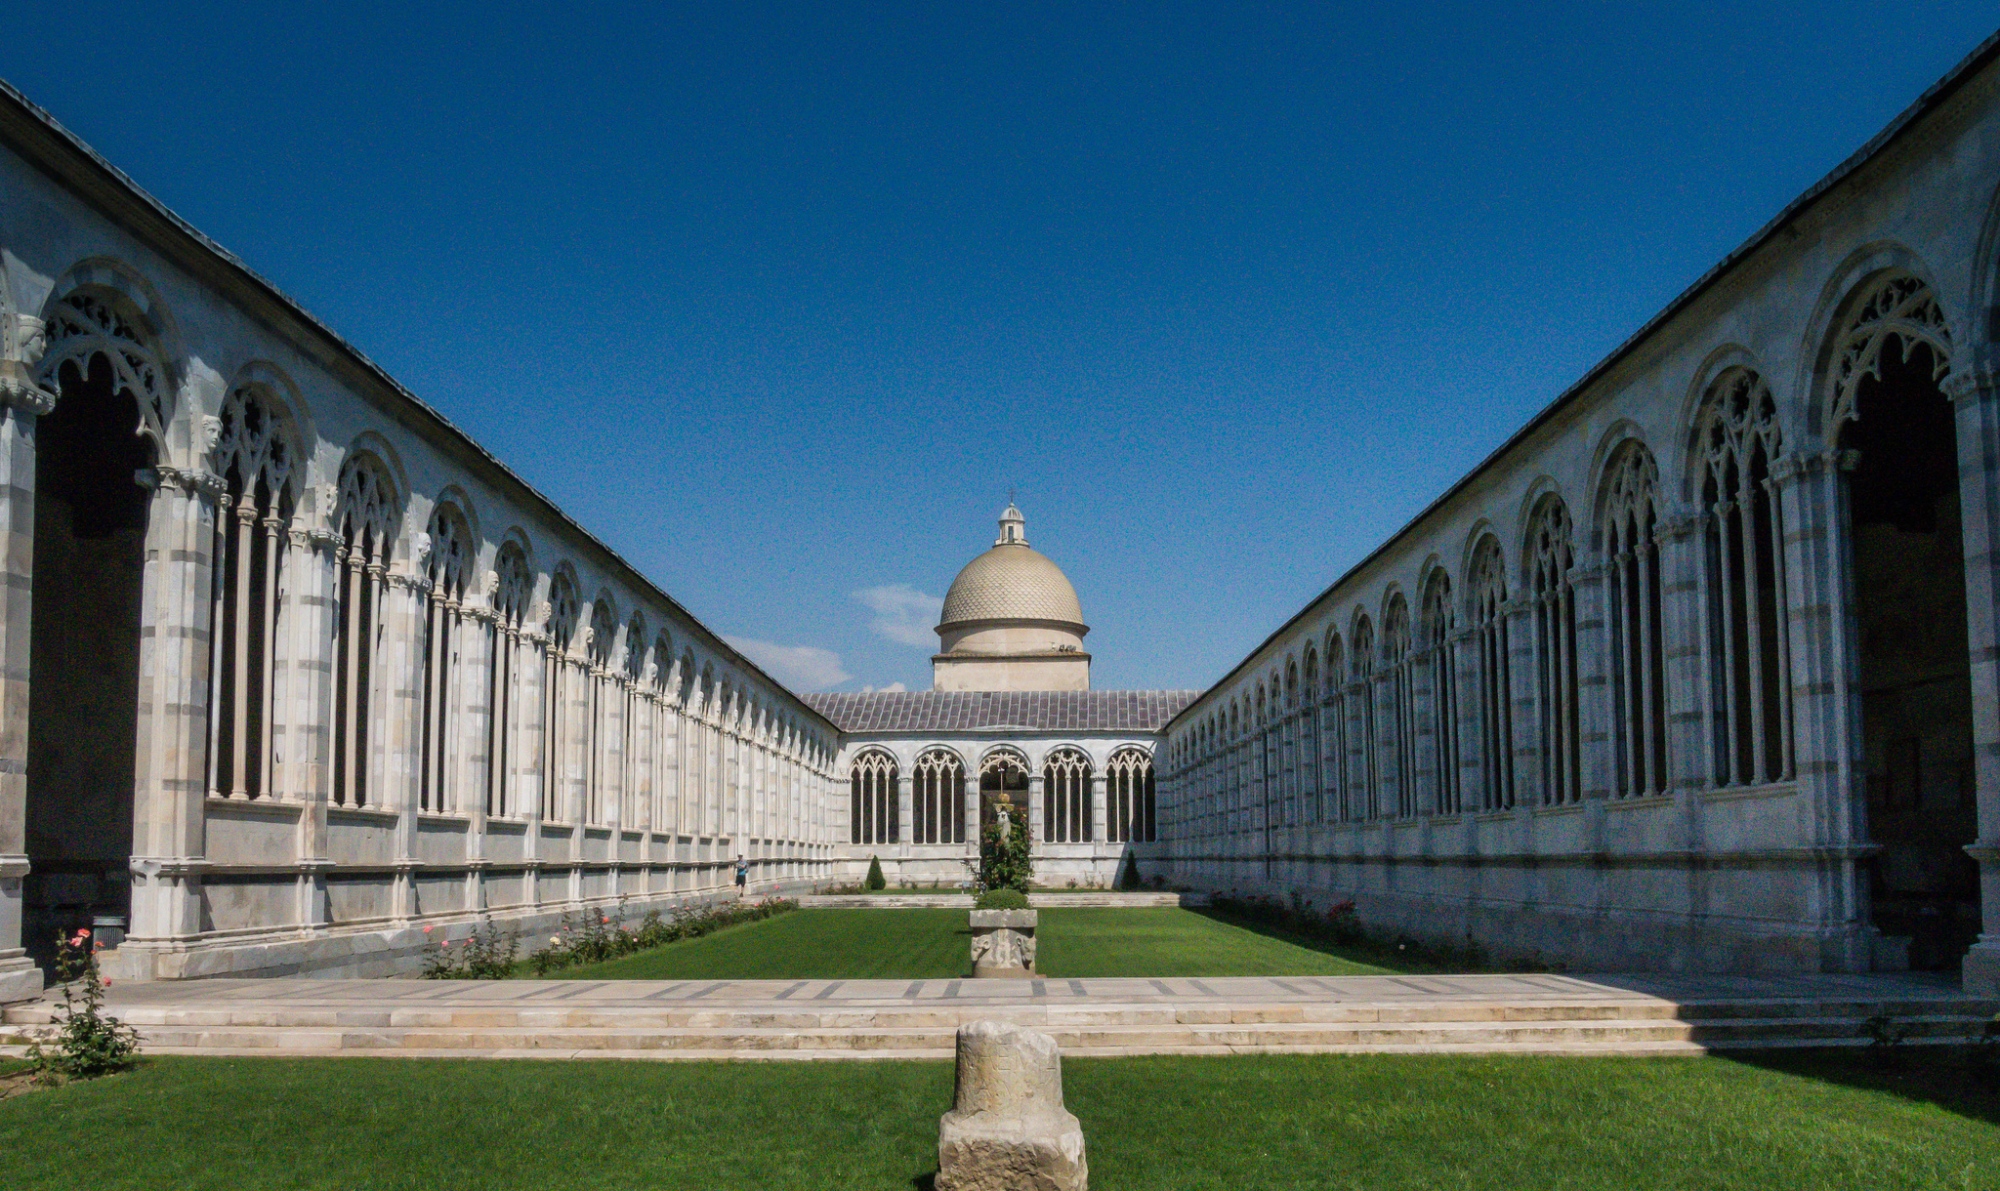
[938,506,1086,629]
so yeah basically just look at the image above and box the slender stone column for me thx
[1946,369,2000,994]
[126,464,227,964]
[0,332,54,1001]
[1500,599,1537,806]
[1090,771,1107,845]
[897,771,914,846]
[518,621,549,907]
[1027,774,1044,844]
[1568,562,1611,802]
[963,769,979,854]
[381,547,430,922]
[283,491,341,929]
[1654,513,1706,793]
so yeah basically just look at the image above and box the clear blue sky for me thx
[5,4,1995,693]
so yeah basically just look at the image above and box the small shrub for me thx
[864,856,886,891]
[420,921,519,979]
[1862,1012,1911,1069]
[27,929,140,1083]
[975,887,1029,910]
[1117,856,1143,891]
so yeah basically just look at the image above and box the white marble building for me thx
[1157,34,2000,993]
[808,506,1193,888]
[0,82,843,998]
[4,28,2000,996]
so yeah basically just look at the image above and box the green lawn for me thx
[552,907,1410,980]
[0,1051,1992,1189]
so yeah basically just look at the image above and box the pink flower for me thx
[422,924,434,934]
[600,916,610,924]
[102,979,112,988]
[77,928,90,938]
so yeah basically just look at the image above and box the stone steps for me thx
[4,1001,1989,1059]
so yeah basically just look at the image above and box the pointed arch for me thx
[1527,492,1580,805]
[330,450,401,808]
[1599,440,1668,798]
[205,369,303,802]
[418,497,476,813]
[1107,746,1156,843]
[1465,532,1515,810]
[1042,745,1092,843]
[912,747,967,845]
[849,748,898,846]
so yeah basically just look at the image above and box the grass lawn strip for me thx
[550,907,1409,980]
[0,1052,1992,1190]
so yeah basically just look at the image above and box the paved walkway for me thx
[69,968,1976,1013]
[6,971,1987,1059]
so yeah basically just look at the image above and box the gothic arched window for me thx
[1466,535,1515,810]
[540,572,580,822]
[486,541,531,818]
[1695,367,1793,787]
[1603,442,1668,798]
[419,502,474,813]
[1382,596,1416,818]
[1350,615,1378,820]
[332,452,398,807]
[207,382,296,800]
[850,751,897,845]
[1527,495,1581,805]
[1043,747,1092,843]
[1420,569,1460,815]
[1107,747,1155,842]
[1323,633,1350,822]
[912,749,965,845]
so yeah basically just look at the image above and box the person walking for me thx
[734,854,749,899]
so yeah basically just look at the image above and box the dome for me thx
[937,505,1086,629]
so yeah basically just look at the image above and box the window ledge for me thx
[1606,794,1675,812]
[1700,781,1800,804]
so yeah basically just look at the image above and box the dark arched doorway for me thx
[1838,278,1980,971]
[23,345,154,966]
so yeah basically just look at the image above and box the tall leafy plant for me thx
[975,807,1032,893]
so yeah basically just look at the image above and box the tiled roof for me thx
[801,690,1200,735]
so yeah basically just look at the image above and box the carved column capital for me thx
[141,466,228,498]
[1941,366,2000,406]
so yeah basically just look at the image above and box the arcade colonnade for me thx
[833,739,1161,887]
[0,91,840,996]
[1158,41,2000,991]
[802,692,1192,888]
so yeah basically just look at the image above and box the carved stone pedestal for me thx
[937,1019,1087,1191]
[969,908,1037,978]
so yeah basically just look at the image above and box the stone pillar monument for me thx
[936,1020,1087,1191]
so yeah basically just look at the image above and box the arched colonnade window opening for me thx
[1043,747,1091,843]
[1696,367,1794,787]
[1420,570,1461,816]
[1467,535,1515,810]
[850,751,896,845]
[207,383,295,800]
[540,575,579,822]
[332,453,398,807]
[419,504,474,813]
[1604,443,1669,798]
[1528,495,1581,806]
[1106,748,1155,842]
[912,750,965,844]
[486,544,531,817]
